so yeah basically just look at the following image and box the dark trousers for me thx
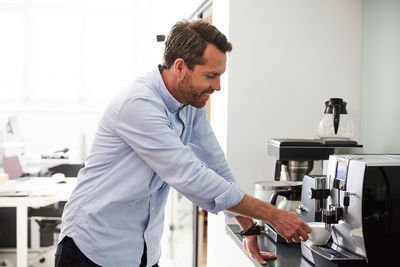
[55,236,159,267]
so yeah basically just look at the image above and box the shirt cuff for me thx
[207,183,245,215]
[223,210,238,218]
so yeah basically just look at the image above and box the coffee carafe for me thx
[318,98,354,140]
[254,179,303,242]
[253,181,294,227]
[269,182,302,211]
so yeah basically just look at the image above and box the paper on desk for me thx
[0,180,29,196]
[15,178,62,196]
[0,180,16,193]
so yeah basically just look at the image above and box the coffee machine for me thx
[264,138,362,242]
[300,154,400,266]
[268,139,363,181]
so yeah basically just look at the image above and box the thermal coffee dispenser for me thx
[300,154,400,266]
[264,138,362,242]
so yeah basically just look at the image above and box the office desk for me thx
[0,177,76,267]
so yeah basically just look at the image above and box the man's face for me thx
[177,44,226,108]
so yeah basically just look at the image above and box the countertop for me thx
[226,224,313,267]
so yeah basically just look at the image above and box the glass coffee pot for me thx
[318,98,354,140]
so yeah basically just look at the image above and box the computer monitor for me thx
[6,116,23,143]
[0,116,24,173]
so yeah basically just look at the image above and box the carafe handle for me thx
[333,104,340,134]
[269,190,291,205]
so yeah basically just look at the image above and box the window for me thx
[0,0,181,108]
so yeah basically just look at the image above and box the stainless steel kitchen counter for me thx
[226,224,313,267]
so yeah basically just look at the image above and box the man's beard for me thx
[177,73,209,108]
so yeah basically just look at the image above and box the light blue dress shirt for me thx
[59,67,245,266]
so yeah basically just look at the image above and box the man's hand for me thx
[235,216,277,265]
[242,235,276,265]
[270,209,311,243]
[228,195,311,244]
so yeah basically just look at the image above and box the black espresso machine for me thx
[299,154,400,267]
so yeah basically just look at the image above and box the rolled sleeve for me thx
[209,182,245,215]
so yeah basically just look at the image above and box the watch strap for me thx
[239,223,261,237]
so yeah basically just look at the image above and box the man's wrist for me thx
[239,222,261,237]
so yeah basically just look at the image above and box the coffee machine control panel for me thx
[322,157,354,225]
[333,158,350,191]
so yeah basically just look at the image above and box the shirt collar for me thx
[154,65,185,113]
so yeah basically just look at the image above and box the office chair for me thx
[47,163,84,177]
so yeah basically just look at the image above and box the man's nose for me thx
[211,77,221,91]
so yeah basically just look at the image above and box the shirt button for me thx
[152,207,155,211]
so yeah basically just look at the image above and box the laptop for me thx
[3,156,24,180]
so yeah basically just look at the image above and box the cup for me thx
[307,222,331,245]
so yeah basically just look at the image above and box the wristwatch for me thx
[239,223,261,237]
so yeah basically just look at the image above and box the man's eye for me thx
[206,75,215,79]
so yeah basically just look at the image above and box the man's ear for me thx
[173,58,186,78]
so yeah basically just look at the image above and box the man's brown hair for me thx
[162,19,232,70]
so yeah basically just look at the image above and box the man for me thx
[56,19,311,267]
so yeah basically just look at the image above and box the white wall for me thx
[361,0,400,153]
[208,1,362,266]
[225,0,362,195]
